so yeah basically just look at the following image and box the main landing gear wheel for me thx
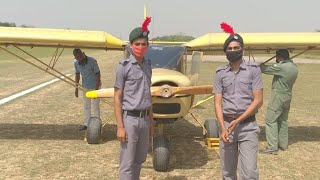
[86,117,101,144]
[153,135,170,171]
[204,119,219,138]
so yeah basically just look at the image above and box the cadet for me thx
[73,48,101,131]
[213,33,263,180]
[259,49,298,154]
[114,26,153,180]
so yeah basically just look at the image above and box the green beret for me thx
[223,33,244,52]
[129,27,149,43]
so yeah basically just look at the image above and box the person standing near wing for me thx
[213,23,263,180]
[114,17,154,180]
[259,49,298,154]
[73,48,101,131]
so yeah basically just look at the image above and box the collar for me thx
[226,60,246,72]
[281,59,293,63]
[129,54,145,65]
[78,56,88,66]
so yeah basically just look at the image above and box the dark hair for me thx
[276,49,290,59]
[73,48,82,56]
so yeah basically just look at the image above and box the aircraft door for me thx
[188,51,203,85]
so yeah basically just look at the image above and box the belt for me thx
[125,110,149,118]
[223,114,255,124]
[224,114,242,119]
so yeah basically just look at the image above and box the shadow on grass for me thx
[258,126,320,145]
[150,118,215,171]
[0,123,117,141]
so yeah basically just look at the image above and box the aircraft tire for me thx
[86,117,101,144]
[204,119,219,138]
[153,135,170,171]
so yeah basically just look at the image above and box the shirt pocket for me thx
[125,68,143,93]
[222,79,233,94]
[239,78,252,94]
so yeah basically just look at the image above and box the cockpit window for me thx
[145,45,185,70]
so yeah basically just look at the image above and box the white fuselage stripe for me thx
[0,74,71,105]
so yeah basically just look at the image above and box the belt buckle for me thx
[139,111,143,117]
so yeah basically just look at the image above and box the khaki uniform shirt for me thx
[260,59,298,111]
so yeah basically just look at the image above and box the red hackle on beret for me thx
[220,22,234,35]
[142,17,152,32]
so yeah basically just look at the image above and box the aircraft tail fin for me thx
[144,5,147,19]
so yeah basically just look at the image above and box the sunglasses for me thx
[133,42,147,46]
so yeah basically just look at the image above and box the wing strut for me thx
[262,46,317,64]
[0,45,113,106]
[290,46,316,59]
[47,47,64,70]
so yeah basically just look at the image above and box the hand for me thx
[75,88,78,97]
[95,81,101,90]
[226,120,240,135]
[220,128,230,143]
[117,127,127,142]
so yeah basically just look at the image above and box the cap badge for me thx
[143,31,148,36]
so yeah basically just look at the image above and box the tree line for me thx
[0,21,34,28]
[151,33,195,42]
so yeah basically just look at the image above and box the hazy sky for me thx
[1,0,319,40]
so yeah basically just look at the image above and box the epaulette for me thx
[119,58,130,66]
[145,58,151,64]
[216,65,228,73]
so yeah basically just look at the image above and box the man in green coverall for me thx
[259,49,298,155]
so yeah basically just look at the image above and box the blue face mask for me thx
[226,50,243,62]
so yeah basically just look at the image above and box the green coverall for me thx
[260,59,298,150]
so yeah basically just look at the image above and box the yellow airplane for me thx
[1,13,320,171]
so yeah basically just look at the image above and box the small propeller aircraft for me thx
[1,8,320,171]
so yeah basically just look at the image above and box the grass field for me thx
[0,49,319,179]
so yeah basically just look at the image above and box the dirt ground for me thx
[0,50,319,180]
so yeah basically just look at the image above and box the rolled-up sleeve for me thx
[252,66,263,90]
[114,64,124,89]
[213,71,223,94]
[92,59,100,74]
[260,63,282,76]
[74,60,79,74]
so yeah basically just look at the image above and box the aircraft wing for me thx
[0,27,125,50]
[184,32,320,55]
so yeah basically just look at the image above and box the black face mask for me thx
[226,50,243,62]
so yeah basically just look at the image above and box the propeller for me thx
[86,85,213,98]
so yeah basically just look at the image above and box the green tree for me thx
[0,22,16,27]
[0,21,34,28]
[20,24,35,28]
[151,33,195,42]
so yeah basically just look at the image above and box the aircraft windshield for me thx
[145,45,185,70]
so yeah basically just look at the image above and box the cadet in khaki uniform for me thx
[259,49,298,154]
[114,26,153,180]
[213,33,263,180]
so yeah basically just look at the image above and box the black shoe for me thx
[259,148,278,155]
[79,125,87,131]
